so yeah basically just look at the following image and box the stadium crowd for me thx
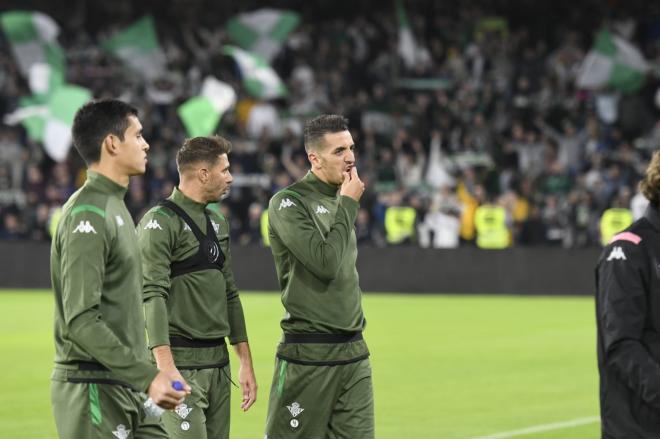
[0,0,659,247]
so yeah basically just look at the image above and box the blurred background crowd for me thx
[1,0,660,248]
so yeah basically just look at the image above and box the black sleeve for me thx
[597,239,660,408]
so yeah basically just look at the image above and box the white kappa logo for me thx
[73,220,96,234]
[287,402,304,418]
[143,219,162,230]
[115,215,124,227]
[183,223,192,232]
[278,198,296,210]
[211,220,220,233]
[112,424,131,439]
[607,246,626,261]
[315,205,330,215]
[175,404,193,419]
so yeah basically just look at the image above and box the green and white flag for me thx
[396,0,418,69]
[178,77,236,137]
[222,45,287,100]
[102,16,165,80]
[0,11,65,95]
[577,29,649,93]
[4,86,91,162]
[226,8,300,62]
[3,95,48,141]
[43,85,92,162]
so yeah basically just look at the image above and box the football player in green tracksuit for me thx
[264,115,374,439]
[50,100,189,439]
[137,135,257,439]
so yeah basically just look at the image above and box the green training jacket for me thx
[50,171,158,392]
[138,188,247,368]
[268,171,369,364]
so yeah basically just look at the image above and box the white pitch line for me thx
[472,416,599,439]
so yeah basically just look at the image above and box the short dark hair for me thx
[303,114,349,152]
[72,100,138,165]
[176,135,232,173]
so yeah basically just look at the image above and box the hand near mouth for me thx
[340,166,365,202]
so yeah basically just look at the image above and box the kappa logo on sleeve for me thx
[278,198,296,210]
[143,219,162,230]
[315,204,329,215]
[72,220,97,234]
[606,246,626,261]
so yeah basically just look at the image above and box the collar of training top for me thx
[305,171,339,197]
[170,187,207,212]
[86,170,128,197]
[644,205,660,232]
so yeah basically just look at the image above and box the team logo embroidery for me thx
[181,421,191,431]
[211,220,220,233]
[287,402,304,417]
[73,220,96,234]
[144,219,162,230]
[115,215,124,227]
[175,404,193,419]
[315,205,330,214]
[112,424,131,439]
[290,419,299,428]
[278,198,296,210]
[607,246,626,261]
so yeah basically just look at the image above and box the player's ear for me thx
[197,166,209,184]
[308,150,320,169]
[101,134,118,157]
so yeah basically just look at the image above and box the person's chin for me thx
[129,165,146,176]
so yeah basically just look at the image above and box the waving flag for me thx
[0,11,65,94]
[223,45,287,100]
[178,77,236,137]
[226,9,300,62]
[577,30,649,93]
[103,16,166,80]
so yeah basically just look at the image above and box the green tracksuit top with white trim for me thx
[268,171,369,364]
[137,188,247,368]
[50,171,159,392]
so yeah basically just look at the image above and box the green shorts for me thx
[51,380,167,439]
[265,358,374,439]
[160,365,232,439]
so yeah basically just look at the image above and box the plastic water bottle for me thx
[143,381,185,417]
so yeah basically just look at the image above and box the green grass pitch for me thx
[0,290,598,438]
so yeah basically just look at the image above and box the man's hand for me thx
[232,341,257,411]
[152,345,191,395]
[239,363,257,411]
[340,167,365,202]
[147,370,191,410]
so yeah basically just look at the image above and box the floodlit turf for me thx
[0,290,598,439]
